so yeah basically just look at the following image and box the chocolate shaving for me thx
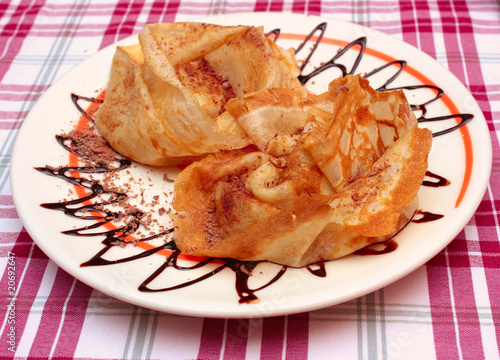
[163,173,175,182]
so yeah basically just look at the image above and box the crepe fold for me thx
[171,76,433,267]
[94,22,305,166]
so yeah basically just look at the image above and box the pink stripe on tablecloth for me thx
[454,2,492,85]
[27,267,77,357]
[254,0,269,12]
[51,281,94,357]
[7,29,118,38]
[260,316,285,359]
[285,312,309,359]
[447,235,485,359]
[0,111,29,120]
[451,0,500,350]
[0,195,14,205]
[0,92,41,101]
[426,253,461,360]
[437,0,467,80]
[484,266,500,343]
[291,0,305,14]
[0,232,21,248]
[476,201,500,346]
[290,0,321,15]
[431,1,498,352]
[0,121,23,130]
[270,0,285,12]
[415,0,437,58]
[28,23,110,31]
[146,0,167,24]
[99,0,142,50]
[0,84,48,93]
[0,208,18,218]
[197,318,225,360]
[307,0,321,16]
[0,231,49,355]
[398,0,418,48]
[23,2,114,15]
[158,0,180,24]
[145,0,180,25]
[223,319,249,360]
[0,0,47,82]
[23,21,122,38]
[0,3,10,22]
[427,2,491,357]
[486,92,500,102]
[119,0,145,37]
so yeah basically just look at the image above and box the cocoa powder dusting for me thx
[204,200,222,245]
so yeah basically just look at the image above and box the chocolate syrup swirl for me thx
[412,210,444,223]
[71,93,102,125]
[35,22,468,303]
[306,263,327,277]
[423,171,451,188]
[355,240,398,255]
[277,23,473,137]
[139,248,287,304]
[296,24,366,84]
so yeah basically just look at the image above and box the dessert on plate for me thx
[171,75,432,267]
[94,22,433,267]
[94,22,304,166]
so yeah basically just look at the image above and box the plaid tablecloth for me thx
[1,0,499,359]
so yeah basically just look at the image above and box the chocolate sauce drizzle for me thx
[423,171,451,187]
[412,210,445,223]
[296,24,365,84]
[355,240,398,255]
[139,247,287,304]
[36,22,468,303]
[280,23,473,137]
[71,93,102,125]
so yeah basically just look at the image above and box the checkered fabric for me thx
[1,1,499,359]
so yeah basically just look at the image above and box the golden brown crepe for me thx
[94,22,305,166]
[304,75,417,192]
[171,151,336,266]
[171,76,433,267]
[225,88,309,157]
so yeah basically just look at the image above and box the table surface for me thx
[1,0,499,359]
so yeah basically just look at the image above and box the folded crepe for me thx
[304,75,417,192]
[171,76,433,267]
[94,22,306,166]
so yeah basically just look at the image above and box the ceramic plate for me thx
[10,13,491,318]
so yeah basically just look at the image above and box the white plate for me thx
[11,13,492,318]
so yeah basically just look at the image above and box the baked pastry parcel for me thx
[93,21,432,266]
[94,22,305,166]
[171,75,433,267]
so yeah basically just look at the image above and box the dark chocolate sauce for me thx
[275,24,473,137]
[140,252,287,304]
[354,240,398,255]
[423,171,451,187]
[71,93,103,124]
[307,263,327,277]
[412,210,444,223]
[36,22,469,303]
[266,29,280,42]
[295,24,366,84]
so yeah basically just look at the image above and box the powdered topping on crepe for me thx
[89,21,433,267]
[94,22,305,166]
[170,75,433,267]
